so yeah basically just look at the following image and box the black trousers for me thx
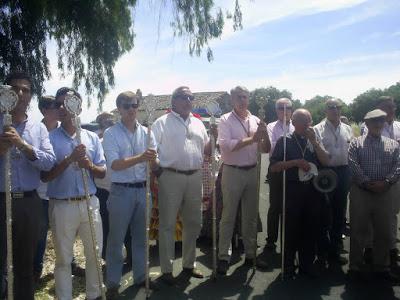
[0,192,42,300]
[266,170,283,244]
[284,182,322,272]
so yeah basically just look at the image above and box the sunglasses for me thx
[175,95,195,101]
[43,102,63,109]
[327,105,342,110]
[277,106,292,111]
[121,103,139,110]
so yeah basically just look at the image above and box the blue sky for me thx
[32,0,400,122]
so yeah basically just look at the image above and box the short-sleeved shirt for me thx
[218,111,260,166]
[47,126,106,198]
[102,121,157,183]
[267,119,295,156]
[152,112,209,170]
[270,133,320,182]
[0,114,56,192]
[314,119,353,167]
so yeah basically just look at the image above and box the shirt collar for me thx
[171,110,193,121]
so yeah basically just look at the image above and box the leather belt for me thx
[51,195,93,201]
[113,181,146,188]
[0,191,36,199]
[165,168,199,176]
[225,164,257,171]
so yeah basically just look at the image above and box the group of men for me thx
[1,70,400,300]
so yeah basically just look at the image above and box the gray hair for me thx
[275,98,292,110]
[230,86,249,97]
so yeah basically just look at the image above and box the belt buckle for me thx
[12,192,24,199]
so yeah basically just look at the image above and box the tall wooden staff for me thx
[253,103,266,269]
[142,94,157,298]
[281,104,288,280]
[64,92,106,300]
[0,85,18,300]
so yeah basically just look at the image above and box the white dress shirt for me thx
[314,119,354,167]
[267,119,295,156]
[152,111,209,170]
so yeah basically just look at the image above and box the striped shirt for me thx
[348,134,400,185]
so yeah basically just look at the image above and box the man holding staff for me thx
[103,91,157,297]
[217,86,270,275]
[42,87,106,300]
[0,72,56,300]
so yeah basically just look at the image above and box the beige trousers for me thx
[158,169,202,274]
[349,185,394,272]
[218,165,258,261]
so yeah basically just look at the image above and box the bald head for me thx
[292,109,312,135]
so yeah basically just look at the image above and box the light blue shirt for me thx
[0,114,56,192]
[47,126,106,198]
[103,121,157,183]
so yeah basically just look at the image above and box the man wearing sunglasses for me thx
[313,99,353,268]
[0,72,56,300]
[265,98,295,251]
[103,91,157,296]
[42,87,106,300]
[348,109,400,282]
[152,86,210,285]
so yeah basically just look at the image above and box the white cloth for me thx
[49,195,103,300]
[314,119,353,166]
[152,112,209,170]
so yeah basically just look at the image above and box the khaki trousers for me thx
[349,185,394,272]
[218,165,258,261]
[158,169,202,274]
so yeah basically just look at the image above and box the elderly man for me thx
[217,86,271,275]
[270,109,329,279]
[103,91,157,296]
[152,86,210,285]
[0,72,56,300]
[265,98,295,250]
[313,99,353,266]
[362,96,400,271]
[348,109,400,282]
[42,87,106,300]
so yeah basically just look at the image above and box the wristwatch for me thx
[384,178,392,186]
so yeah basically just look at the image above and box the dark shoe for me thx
[347,270,370,282]
[159,273,177,286]
[244,257,269,271]
[106,286,119,299]
[374,271,400,284]
[281,269,296,281]
[71,262,85,277]
[298,265,320,279]
[329,254,348,266]
[182,267,204,278]
[33,271,42,285]
[217,260,229,275]
[135,280,160,291]
[315,258,328,270]
[264,242,276,251]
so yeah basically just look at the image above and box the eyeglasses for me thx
[277,106,292,111]
[121,103,139,110]
[43,102,63,110]
[175,95,195,102]
[327,105,342,110]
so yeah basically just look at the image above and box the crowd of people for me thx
[1,70,400,300]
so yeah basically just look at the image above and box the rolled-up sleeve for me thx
[218,118,238,153]
[28,124,56,171]
[386,145,400,184]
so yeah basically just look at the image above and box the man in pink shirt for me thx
[217,86,271,275]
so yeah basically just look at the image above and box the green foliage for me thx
[0,0,243,107]
[248,86,293,122]
[350,82,400,122]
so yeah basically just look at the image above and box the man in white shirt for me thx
[152,86,210,285]
[314,98,353,266]
[265,98,295,250]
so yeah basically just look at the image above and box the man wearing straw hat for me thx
[152,86,210,285]
[0,72,56,300]
[348,109,400,282]
[103,91,157,297]
[217,86,271,275]
[42,87,106,300]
